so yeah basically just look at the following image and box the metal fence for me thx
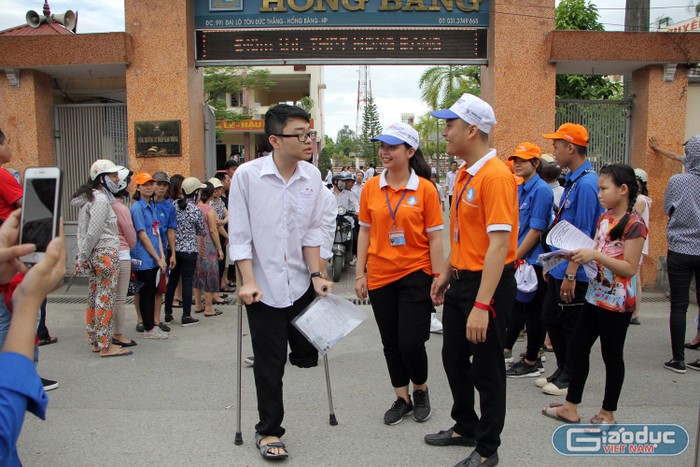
[53,103,128,222]
[555,99,631,170]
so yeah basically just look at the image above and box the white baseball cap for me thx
[431,93,497,134]
[208,177,224,189]
[371,122,420,149]
[633,168,648,184]
[182,177,206,195]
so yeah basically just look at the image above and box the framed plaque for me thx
[135,120,181,157]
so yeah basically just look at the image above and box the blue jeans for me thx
[667,250,700,362]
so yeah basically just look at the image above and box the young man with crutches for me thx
[228,104,333,461]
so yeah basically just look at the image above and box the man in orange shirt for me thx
[426,94,518,467]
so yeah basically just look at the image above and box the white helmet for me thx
[115,166,132,191]
[90,159,122,181]
[633,168,648,184]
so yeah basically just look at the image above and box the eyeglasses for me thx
[273,131,317,142]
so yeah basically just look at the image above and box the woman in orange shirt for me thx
[354,122,444,426]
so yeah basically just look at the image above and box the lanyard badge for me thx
[385,189,408,247]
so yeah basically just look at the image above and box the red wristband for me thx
[432,273,440,278]
[473,299,496,318]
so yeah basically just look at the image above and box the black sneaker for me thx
[181,316,199,327]
[687,359,700,371]
[41,377,58,391]
[158,322,171,333]
[136,322,144,333]
[506,359,541,378]
[663,360,686,374]
[412,388,431,422]
[384,397,413,425]
[165,314,174,324]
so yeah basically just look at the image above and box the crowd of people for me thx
[0,95,699,465]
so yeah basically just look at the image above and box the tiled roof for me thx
[0,21,73,36]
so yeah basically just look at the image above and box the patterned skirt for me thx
[193,233,219,292]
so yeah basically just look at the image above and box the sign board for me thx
[194,0,489,65]
[195,0,490,29]
[217,119,265,131]
[659,17,700,33]
[134,120,181,157]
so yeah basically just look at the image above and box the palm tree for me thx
[418,65,480,110]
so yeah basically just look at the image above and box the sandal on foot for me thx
[194,308,205,314]
[172,299,183,308]
[542,402,580,423]
[112,338,138,347]
[100,348,133,358]
[589,414,616,425]
[255,433,288,460]
[38,336,58,346]
[204,309,223,317]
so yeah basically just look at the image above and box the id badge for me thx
[453,222,459,243]
[388,227,406,246]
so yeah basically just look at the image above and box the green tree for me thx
[296,96,314,115]
[414,112,445,157]
[318,135,335,177]
[555,0,623,100]
[360,96,382,166]
[418,65,480,110]
[336,125,359,158]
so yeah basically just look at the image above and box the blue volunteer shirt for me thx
[0,352,48,467]
[153,198,177,252]
[130,198,161,271]
[550,160,603,282]
[518,174,554,266]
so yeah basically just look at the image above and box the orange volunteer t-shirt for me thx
[359,170,444,290]
[449,151,518,271]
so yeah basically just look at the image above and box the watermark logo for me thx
[552,424,689,456]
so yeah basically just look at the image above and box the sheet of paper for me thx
[546,220,596,251]
[292,294,368,355]
[537,250,597,280]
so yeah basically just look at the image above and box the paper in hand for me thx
[538,221,598,280]
[292,294,368,355]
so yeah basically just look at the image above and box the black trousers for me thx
[541,276,588,379]
[504,265,547,362]
[165,251,197,318]
[566,303,632,412]
[368,270,432,388]
[135,267,159,331]
[246,286,318,438]
[667,250,700,362]
[442,267,515,458]
[36,299,50,341]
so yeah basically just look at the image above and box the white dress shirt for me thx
[320,187,337,261]
[333,188,359,212]
[229,154,325,308]
[445,170,457,195]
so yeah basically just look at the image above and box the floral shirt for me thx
[585,210,648,313]
[210,197,226,221]
[173,199,206,253]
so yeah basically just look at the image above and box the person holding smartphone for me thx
[72,160,131,357]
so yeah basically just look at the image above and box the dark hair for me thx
[407,145,432,181]
[599,163,639,241]
[0,129,5,145]
[72,178,101,203]
[637,178,649,196]
[224,159,239,170]
[541,162,562,182]
[214,172,227,182]
[199,182,215,203]
[177,189,198,210]
[170,174,184,199]
[573,143,587,156]
[369,163,375,168]
[264,104,310,137]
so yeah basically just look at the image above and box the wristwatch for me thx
[565,273,576,281]
[310,272,322,279]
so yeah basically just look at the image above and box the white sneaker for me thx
[535,376,549,388]
[430,314,443,334]
[349,257,357,266]
[143,327,169,339]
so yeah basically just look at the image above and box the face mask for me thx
[104,176,121,194]
[337,181,346,191]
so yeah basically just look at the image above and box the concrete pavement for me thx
[16,268,699,466]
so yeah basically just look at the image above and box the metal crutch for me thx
[323,353,338,426]
[234,266,244,445]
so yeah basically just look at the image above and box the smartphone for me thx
[19,167,62,264]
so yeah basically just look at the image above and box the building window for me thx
[230,93,243,107]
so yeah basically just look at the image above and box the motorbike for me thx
[330,205,356,282]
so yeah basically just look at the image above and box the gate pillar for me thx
[124,0,205,179]
[481,0,556,156]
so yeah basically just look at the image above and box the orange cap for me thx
[134,172,155,185]
[542,123,588,147]
[508,142,542,161]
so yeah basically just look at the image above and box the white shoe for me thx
[349,257,357,266]
[430,314,443,334]
[143,327,169,339]
[535,376,549,388]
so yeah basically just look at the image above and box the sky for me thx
[0,0,694,140]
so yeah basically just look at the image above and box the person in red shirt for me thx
[0,130,23,224]
[354,122,444,426]
[425,94,518,467]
